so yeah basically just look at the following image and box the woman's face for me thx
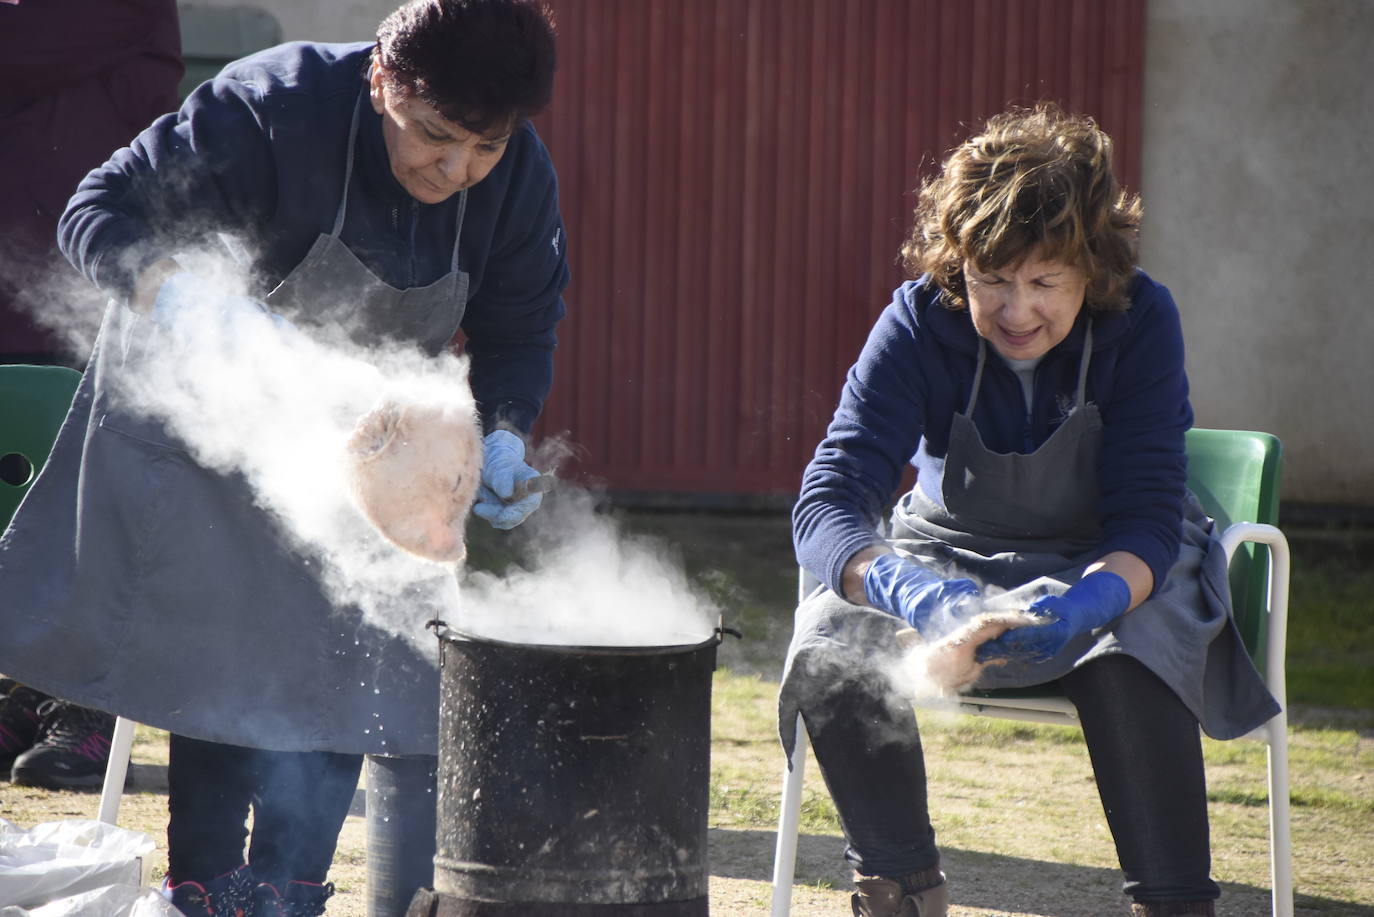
[369,67,510,204]
[963,254,1089,361]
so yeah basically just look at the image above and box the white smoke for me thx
[109,259,717,652]
[452,487,718,647]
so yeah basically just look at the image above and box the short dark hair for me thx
[373,0,556,134]
[901,103,1142,312]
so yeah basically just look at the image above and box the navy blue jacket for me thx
[58,41,569,433]
[794,271,1193,597]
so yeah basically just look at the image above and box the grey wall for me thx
[1139,0,1374,506]
[193,0,395,42]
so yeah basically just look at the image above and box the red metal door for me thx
[532,0,1145,501]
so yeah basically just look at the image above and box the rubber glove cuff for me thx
[976,570,1131,664]
[152,272,291,331]
[862,550,980,636]
[1045,570,1132,631]
[472,430,542,530]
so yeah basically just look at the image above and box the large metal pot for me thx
[413,623,720,916]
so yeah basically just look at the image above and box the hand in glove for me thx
[862,551,981,637]
[975,570,1132,664]
[151,272,292,332]
[472,430,543,530]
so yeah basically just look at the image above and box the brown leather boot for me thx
[1129,901,1216,916]
[851,870,949,917]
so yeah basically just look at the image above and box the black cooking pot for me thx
[415,623,720,916]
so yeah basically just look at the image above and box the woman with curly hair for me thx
[780,104,1278,917]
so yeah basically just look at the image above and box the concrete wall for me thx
[1139,0,1374,506]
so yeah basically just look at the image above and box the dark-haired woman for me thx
[780,105,1278,917]
[0,1,567,914]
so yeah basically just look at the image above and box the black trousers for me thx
[166,734,363,888]
[806,652,1221,903]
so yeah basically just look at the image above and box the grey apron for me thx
[0,89,470,756]
[781,323,1279,751]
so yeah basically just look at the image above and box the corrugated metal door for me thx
[531,0,1145,500]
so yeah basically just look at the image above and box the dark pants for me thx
[166,734,363,888]
[805,652,1220,903]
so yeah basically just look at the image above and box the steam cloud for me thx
[63,253,718,654]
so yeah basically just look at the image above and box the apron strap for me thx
[1076,319,1095,406]
[449,190,468,273]
[331,89,366,237]
[964,338,989,417]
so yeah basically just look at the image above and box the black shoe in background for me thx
[0,678,50,775]
[11,698,116,789]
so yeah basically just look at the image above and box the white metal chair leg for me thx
[770,712,808,917]
[1260,527,1292,917]
[1266,711,1293,917]
[97,716,136,825]
[1219,522,1293,917]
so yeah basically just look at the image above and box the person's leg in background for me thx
[248,747,364,916]
[365,754,439,917]
[164,734,259,916]
[1061,654,1220,917]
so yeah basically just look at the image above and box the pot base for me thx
[405,888,708,917]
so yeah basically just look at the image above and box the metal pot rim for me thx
[427,619,724,657]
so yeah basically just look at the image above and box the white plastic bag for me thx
[0,884,179,917]
[0,818,156,910]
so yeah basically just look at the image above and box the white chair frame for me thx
[769,522,1293,917]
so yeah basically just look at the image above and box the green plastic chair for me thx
[0,365,82,532]
[772,428,1293,917]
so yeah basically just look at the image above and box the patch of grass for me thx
[1289,663,1374,713]
[927,714,1085,747]
[1284,531,1374,711]
[709,779,779,826]
[669,511,1374,907]
[798,793,840,833]
[1288,786,1374,812]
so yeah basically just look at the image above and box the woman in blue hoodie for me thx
[781,105,1277,917]
[0,1,567,915]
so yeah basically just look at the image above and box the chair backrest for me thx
[1184,427,1283,665]
[0,365,83,531]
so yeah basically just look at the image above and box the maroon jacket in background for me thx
[0,0,183,364]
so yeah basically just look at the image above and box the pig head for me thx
[344,398,483,564]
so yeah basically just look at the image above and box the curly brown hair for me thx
[900,104,1142,312]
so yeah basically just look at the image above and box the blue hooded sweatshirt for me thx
[58,40,569,433]
[793,271,1193,597]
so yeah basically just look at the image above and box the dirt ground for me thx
[3,512,1371,916]
[0,716,1339,917]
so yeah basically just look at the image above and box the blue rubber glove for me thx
[862,551,982,637]
[152,272,292,332]
[472,430,543,530]
[976,570,1132,664]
